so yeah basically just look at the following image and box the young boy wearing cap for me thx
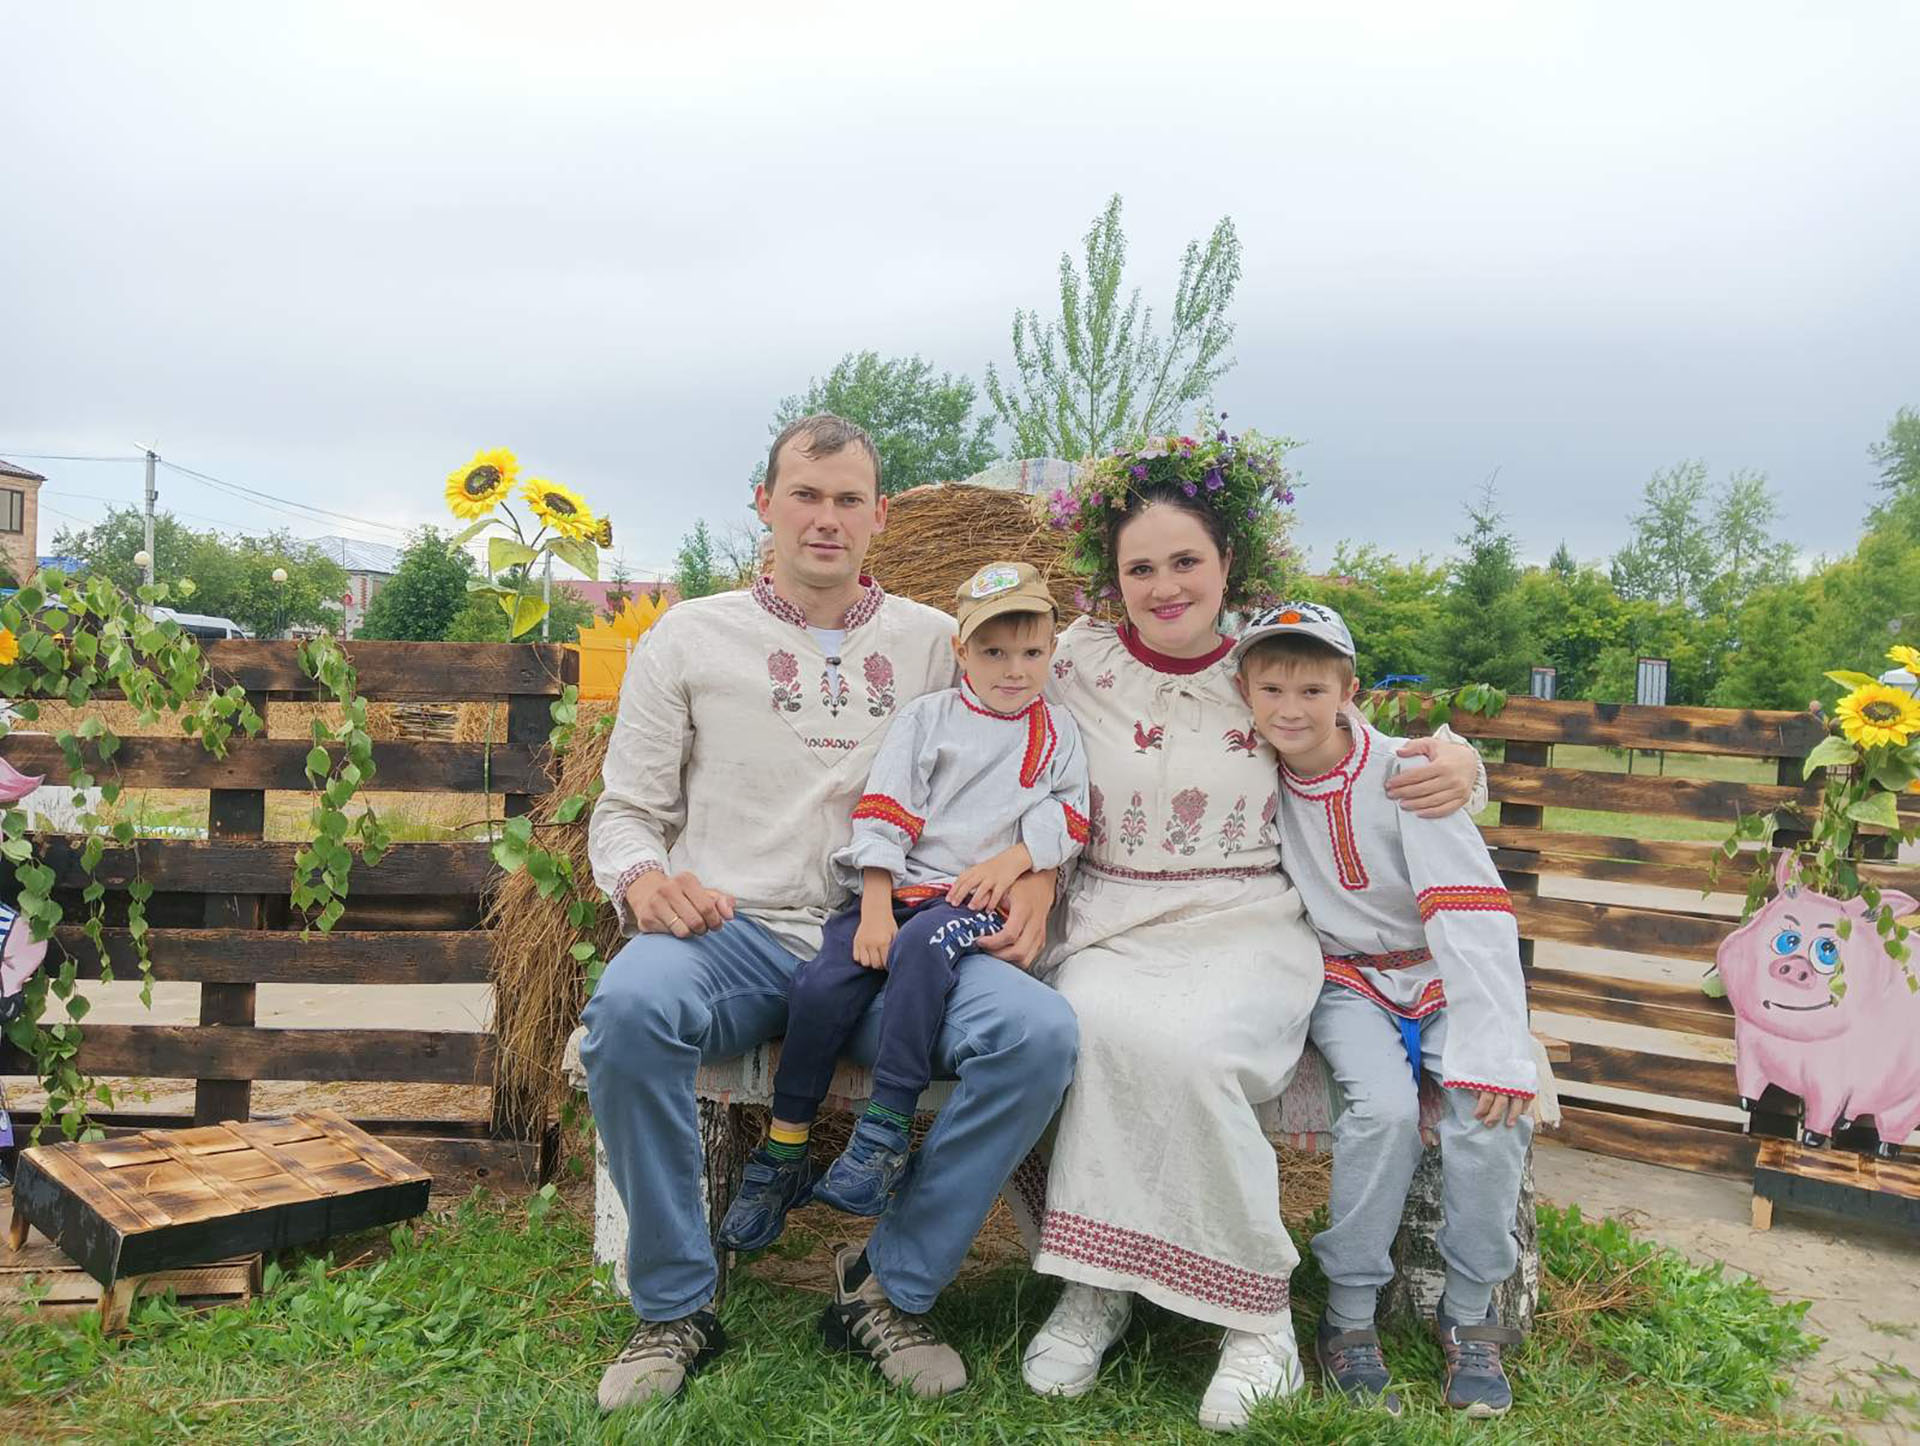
[719,561,1090,1251]
[1230,601,1536,1420]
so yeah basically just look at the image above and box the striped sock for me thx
[864,1101,912,1133]
[765,1121,810,1164]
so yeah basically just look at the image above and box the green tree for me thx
[356,527,476,640]
[1610,462,1715,609]
[754,351,999,495]
[1515,558,1632,700]
[1704,470,1797,616]
[986,194,1242,458]
[1868,405,1920,541]
[52,508,216,599]
[672,520,719,600]
[446,581,595,642]
[1710,579,1821,709]
[1300,543,1448,687]
[1432,486,1532,690]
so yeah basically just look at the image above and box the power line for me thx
[0,450,143,463]
[158,459,406,539]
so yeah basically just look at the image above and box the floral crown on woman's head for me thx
[1045,417,1298,611]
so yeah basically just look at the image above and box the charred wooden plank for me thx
[199,752,265,1125]
[55,928,493,984]
[1553,1102,1758,1179]
[0,1026,492,1084]
[1752,1138,1920,1230]
[1527,965,1735,1039]
[197,640,568,701]
[1433,698,1826,757]
[1513,894,1730,963]
[1555,1040,1736,1101]
[1,737,545,794]
[1486,763,1818,821]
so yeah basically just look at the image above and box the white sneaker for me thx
[1021,1282,1133,1398]
[1197,1319,1306,1431]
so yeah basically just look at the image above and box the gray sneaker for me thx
[597,1309,725,1412]
[1314,1319,1402,1415]
[820,1243,968,1398]
[1435,1311,1520,1417]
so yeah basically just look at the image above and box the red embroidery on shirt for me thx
[1323,957,1446,1018]
[1222,725,1261,755]
[1063,802,1091,845]
[957,685,1057,786]
[851,793,925,842]
[1415,885,1513,922]
[1282,729,1372,890]
[750,574,884,630]
[1442,1079,1535,1099]
[1132,721,1165,753]
[1322,947,1434,972]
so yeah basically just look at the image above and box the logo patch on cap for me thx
[968,565,1021,599]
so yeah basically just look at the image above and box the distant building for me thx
[0,459,45,585]
[304,534,403,633]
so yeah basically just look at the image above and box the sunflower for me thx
[0,628,16,666]
[522,478,599,541]
[445,448,519,518]
[1889,643,1920,675]
[595,516,614,549]
[1834,682,1920,749]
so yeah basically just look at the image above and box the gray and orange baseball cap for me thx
[1229,600,1356,668]
[954,561,1059,643]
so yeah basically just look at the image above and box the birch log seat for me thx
[564,1029,1562,1327]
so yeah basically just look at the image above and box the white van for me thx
[152,606,253,641]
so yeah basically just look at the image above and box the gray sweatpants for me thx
[1307,981,1532,1329]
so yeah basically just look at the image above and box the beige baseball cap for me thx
[953,561,1058,643]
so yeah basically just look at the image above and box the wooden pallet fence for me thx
[0,640,577,1192]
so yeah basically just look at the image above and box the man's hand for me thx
[1473,1090,1532,1129]
[853,910,898,971]
[950,844,1033,914]
[624,869,735,939]
[1385,736,1481,818]
[978,869,1056,971]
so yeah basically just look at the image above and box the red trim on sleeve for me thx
[1441,1080,1535,1099]
[851,793,925,843]
[1416,884,1513,922]
[1063,801,1091,844]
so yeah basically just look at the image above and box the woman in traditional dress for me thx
[1012,432,1483,1431]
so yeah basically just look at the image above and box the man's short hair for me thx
[1238,631,1356,686]
[763,413,882,498]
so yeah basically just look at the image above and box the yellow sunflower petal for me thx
[1834,682,1920,750]
[445,448,519,519]
[522,478,599,541]
[0,628,17,666]
[1889,643,1920,674]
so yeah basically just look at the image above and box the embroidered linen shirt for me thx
[587,577,958,957]
[834,679,1090,895]
[1276,715,1537,1097]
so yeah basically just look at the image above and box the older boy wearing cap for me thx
[720,561,1090,1249]
[1231,601,1536,1419]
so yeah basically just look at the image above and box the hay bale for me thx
[865,483,1081,616]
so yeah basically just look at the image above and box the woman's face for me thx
[1114,504,1230,657]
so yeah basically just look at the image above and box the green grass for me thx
[0,1193,1838,1444]
[1472,743,1781,844]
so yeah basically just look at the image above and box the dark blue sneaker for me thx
[717,1146,816,1251]
[1314,1319,1401,1415]
[1435,1311,1520,1417]
[812,1115,912,1216]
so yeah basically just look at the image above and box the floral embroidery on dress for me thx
[1258,791,1279,845]
[1222,725,1261,755]
[1132,721,1165,753]
[1162,787,1209,855]
[1054,658,1074,680]
[1094,669,1116,690]
[768,650,802,712]
[820,667,850,717]
[862,654,896,716]
[1218,795,1248,852]
[1088,784,1108,847]
[1119,790,1147,856]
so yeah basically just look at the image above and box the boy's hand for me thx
[1472,1090,1532,1128]
[626,869,736,938]
[979,869,1055,970]
[853,911,898,971]
[950,845,1031,914]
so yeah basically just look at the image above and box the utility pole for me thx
[142,449,158,595]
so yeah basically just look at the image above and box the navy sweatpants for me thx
[772,897,1005,1124]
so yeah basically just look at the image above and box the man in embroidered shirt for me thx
[718,560,1089,1250]
[1231,601,1536,1421]
[582,416,1077,1410]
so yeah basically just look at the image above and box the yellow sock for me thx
[767,1121,811,1161]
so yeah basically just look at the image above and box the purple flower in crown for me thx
[1047,487,1081,529]
[1204,465,1224,492]
[1182,480,1197,497]
[1217,429,1228,443]
[1072,587,1091,612]
[1130,463,1148,481]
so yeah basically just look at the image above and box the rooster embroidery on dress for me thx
[1222,726,1260,755]
[1133,721,1165,753]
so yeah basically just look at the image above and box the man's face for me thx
[754,438,886,594]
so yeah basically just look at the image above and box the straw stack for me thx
[864,483,1081,615]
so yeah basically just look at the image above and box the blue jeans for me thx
[580,913,1078,1320]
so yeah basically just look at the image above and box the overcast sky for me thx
[3,1,1915,582]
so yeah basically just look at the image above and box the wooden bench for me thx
[566,1031,1565,1330]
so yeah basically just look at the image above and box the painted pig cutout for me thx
[0,753,48,1026]
[1717,851,1920,1156]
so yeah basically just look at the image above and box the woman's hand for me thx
[1385,736,1481,818]
[978,868,1056,970]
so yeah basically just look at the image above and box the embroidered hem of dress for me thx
[750,574,885,631]
[1081,858,1278,883]
[1035,1209,1292,1331]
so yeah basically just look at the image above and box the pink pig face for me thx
[1718,852,1920,1044]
